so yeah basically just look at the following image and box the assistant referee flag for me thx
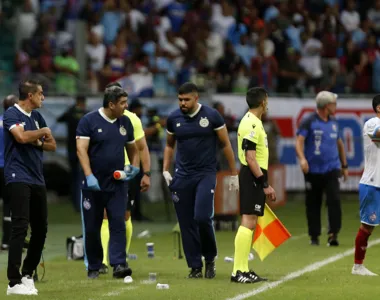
[252,204,291,261]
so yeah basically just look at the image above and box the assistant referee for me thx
[231,87,276,284]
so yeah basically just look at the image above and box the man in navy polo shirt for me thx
[163,82,239,279]
[296,91,348,247]
[0,94,18,251]
[76,86,139,279]
[4,80,56,296]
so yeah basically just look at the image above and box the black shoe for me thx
[88,270,99,279]
[188,268,203,279]
[310,237,319,246]
[113,264,132,278]
[0,244,9,251]
[99,264,108,274]
[327,236,339,247]
[205,261,216,279]
[248,270,267,282]
[231,270,254,283]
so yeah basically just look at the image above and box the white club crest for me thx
[83,199,91,210]
[199,117,209,128]
[119,126,127,136]
[332,124,337,132]
[34,120,40,129]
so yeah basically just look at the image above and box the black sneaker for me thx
[188,268,203,279]
[327,236,339,247]
[99,263,108,274]
[113,264,132,278]
[310,237,319,246]
[0,244,9,251]
[88,270,99,279]
[248,270,267,282]
[205,261,216,279]
[231,270,253,283]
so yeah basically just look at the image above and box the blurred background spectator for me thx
[1,0,380,96]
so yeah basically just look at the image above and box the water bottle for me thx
[146,242,155,258]
[128,254,138,260]
[224,256,234,262]
[114,170,127,180]
[156,283,169,289]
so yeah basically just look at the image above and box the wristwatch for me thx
[341,164,348,169]
[144,171,151,177]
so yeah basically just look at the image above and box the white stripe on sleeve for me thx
[214,124,226,131]
[9,124,24,131]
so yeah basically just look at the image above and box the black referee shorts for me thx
[239,165,266,216]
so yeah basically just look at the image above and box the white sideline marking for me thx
[227,238,380,300]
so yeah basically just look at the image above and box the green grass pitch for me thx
[1,193,380,299]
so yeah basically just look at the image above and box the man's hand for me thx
[31,139,42,147]
[228,175,239,191]
[163,171,173,186]
[86,174,101,191]
[300,158,309,174]
[140,175,150,192]
[124,165,140,181]
[41,127,52,138]
[341,168,348,182]
[264,185,276,202]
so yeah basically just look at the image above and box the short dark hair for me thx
[3,95,18,111]
[103,86,128,108]
[373,95,380,113]
[178,82,198,95]
[76,95,86,103]
[18,79,42,100]
[246,87,268,109]
[212,101,223,110]
[105,82,122,89]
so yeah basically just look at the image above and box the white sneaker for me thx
[21,276,38,294]
[352,264,378,276]
[6,283,37,295]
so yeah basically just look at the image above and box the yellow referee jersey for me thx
[124,110,144,165]
[237,112,269,170]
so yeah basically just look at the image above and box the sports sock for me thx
[233,226,253,274]
[126,218,133,254]
[101,219,109,266]
[354,227,371,264]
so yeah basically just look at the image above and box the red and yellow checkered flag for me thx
[252,204,291,261]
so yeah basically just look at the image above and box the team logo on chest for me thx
[83,198,91,210]
[199,117,209,128]
[119,125,127,136]
[34,120,40,129]
[332,124,337,132]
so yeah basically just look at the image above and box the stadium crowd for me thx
[1,0,380,96]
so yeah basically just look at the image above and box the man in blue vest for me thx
[296,91,348,246]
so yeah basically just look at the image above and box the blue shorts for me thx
[359,184,380,226]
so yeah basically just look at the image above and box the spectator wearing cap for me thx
[295,91,348,247]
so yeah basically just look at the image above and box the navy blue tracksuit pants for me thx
[169,173,217,269]
[81,185,127,271]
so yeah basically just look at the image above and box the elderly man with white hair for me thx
[295,91,348,247]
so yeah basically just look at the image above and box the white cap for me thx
[315,91,338,108]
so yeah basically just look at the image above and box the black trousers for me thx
[0,168,11,246]
[7,183,48,285]
[304,170,341,238]
[69,158,81,212]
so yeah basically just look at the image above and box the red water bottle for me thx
[113,170,127,180]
